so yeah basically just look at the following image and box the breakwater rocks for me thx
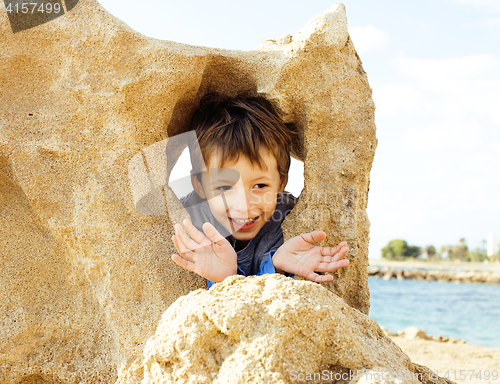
[368,267,500,284]
[381,326,468,345]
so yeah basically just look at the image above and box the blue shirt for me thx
[206,250,295,289]
[179,190,297,288]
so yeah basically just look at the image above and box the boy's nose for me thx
[230,188,252,213]
[228,182,253,214]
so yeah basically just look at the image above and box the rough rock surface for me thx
[142,274,453,384]
[1,1,375,381]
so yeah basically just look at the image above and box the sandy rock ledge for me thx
[138,274,453,384]
[1,1,376,379]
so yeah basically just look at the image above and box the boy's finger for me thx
[320,241,348,255]
[172,235,181,253]
[315,258,350,272]
[173,234,194,261]
[171,254,195,272]
[333,241,347,254]
[329,259,350,271]
[319,255,333,264]
[306,272,334,283]
[183,219,208,244]
[300,231,326,244]
[332,245,349,261]
[202,222,226,244]
[173,231,188,253]
[176,223,202,251]
[320,244,348,257]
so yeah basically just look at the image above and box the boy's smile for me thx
[192,148,286,246]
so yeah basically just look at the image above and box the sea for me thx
[368,276,500,348]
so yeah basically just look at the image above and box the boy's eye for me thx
[215,186,231,192]
[255,184,268,189]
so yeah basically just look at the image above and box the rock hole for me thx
[169,149,304,200]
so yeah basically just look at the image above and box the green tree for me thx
[491,251,500,263]
[406,244,422,258]
[443,238,470,261]
[424,245,437,259]
[457,238,468,261]
[467,247,488,262]
[381,239,421,260]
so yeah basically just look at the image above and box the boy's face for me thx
[193,148,286,243]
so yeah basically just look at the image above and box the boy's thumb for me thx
[301,231,326,244]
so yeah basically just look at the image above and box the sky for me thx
[97,0,500,259]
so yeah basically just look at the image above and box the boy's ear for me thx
[279,175,288,193]
[191,171,207,199]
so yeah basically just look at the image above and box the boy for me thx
[171,93,349,287]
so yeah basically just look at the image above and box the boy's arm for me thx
[171,219,238,283]
[272,231,349,283]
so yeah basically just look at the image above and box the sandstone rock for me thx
[441,337,467,345]
[455,271,473,283]
[395,270,404,281]
[397,327,432,341]
[0,153,117,383]
[485,274,500,284]
[426,272,438,281]
[383,271,394,280]
[354,367,423,384]
[403,270,420,280]
[379,326,395,337]
[413,271,425,281]
[141,274,452,384]
[471,273,487,283]
[1,1,376,381]
[436,272,452,282]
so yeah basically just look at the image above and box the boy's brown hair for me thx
[188,92,294,188]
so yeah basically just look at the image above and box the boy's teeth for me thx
[233,217,256,224]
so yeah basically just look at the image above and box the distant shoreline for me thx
[368,259,500,284]
[369,258,500,272]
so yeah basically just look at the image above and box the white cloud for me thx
[391,54,500,125]
[483,17,500,32]
[372,84,422,117]
[403,119,483,152]
[349,25,390,54]
[455,0,500,12]
[368,52,500,257]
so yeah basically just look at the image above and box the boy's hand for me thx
[272,231,349,283]
[171,219,237,283]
